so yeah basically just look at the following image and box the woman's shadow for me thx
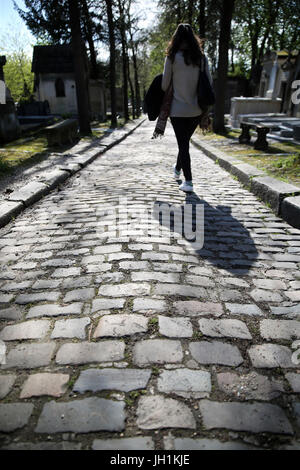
[153,190,259,274]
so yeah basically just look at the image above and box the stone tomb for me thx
[0,56,21,144]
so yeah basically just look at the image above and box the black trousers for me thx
[170,115,201,181]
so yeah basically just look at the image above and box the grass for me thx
[0,116,130,179]
[196,126,300,186]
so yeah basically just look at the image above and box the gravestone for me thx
[0,56,21,144]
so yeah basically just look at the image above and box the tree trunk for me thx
[127,58,135,119]
[198,0,206,37]
[188,0,194,25]
[81,0,98,79]
[68,0,91,135]
[213,0,235,133]
[105,0,117,128]
[118,0,129,121]
[129,33,141,118]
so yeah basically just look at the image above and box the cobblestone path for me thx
[0,119,299,450]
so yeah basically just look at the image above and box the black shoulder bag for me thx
[197,54,215,111]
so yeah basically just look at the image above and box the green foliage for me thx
[3,53,34,103]
[271,154,300,170]
[13,0,71,44]
[148,0,300,83]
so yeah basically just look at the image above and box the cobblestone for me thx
[91,298,125,312]
[198,319,252,339]
[250,288,283,302]
[92,437,154,450]
[158,316,193,337]
[1,119,299,447]
[0,306,22,320]
[15,292,61,304]
[285,373,300,392]
[260,319,300,340]
[0,403,34,432]
[94,314,148,337]
[26,302,83,318]
[0,374,16,398]
[51,317,90,339]
[73,368,151,393]
[133,298,167,312]
[248,344,298,368]
[63,288,95,302]
[164,437,256,450]
[174,301,223,317]
[98,283,150,297]
[136,396,196,429]
[225,303,263,316]
[35,398,125,433]
[199,400,293,434]
[189,341,243,366]
[56,341,125,365]
[2,343,55,369]
[157,368,211,398]
[0,320,50,341]
[133,340,183,366]
[20,373,69,398]
[217,371,284,400]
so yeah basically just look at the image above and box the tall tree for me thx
[81,0,98,79]
[105,0,117,127]
[117,0,129,121]
[197,0,206,38]
[14,0,70,44]
[213,0,235,133]
[68,0,91,134]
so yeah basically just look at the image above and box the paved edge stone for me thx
[0,117,146,229]
[0,201,24,228]
[191,134,300,226]
[281,196,300,230]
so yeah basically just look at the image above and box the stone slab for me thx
[20,373,69,398]
[38,170,69,190]
[7,181,49,207]
[217,371,284,400]
[73,368,151,393]
[0,201,24,228]
[92,437,154,450]
[35,397,125,433]
[56,341,125,365]
[2,343,56,369]
[94,314,148,337]
[198,318,252,339]
[137,395,196,429]
[158,368,211,398]
[133,339,183,366]
[0,374,16,398]
[248,344,298,368]
[0,403,34,432]
[190,341,243,366]
[281,196,300,230]
[251,176,300,215]
[199,400,293,434]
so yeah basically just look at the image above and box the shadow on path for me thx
[153,190,259,275]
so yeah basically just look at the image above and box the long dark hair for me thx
[166,24,204,66]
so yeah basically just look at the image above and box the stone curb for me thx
[0,117,146,229]
[191,134,300,228]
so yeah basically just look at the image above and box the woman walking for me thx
[161,24,213,192]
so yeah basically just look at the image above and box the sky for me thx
[0,0,159,59]
[0,0,36,53]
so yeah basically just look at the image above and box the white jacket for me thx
[161,51,213,117]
